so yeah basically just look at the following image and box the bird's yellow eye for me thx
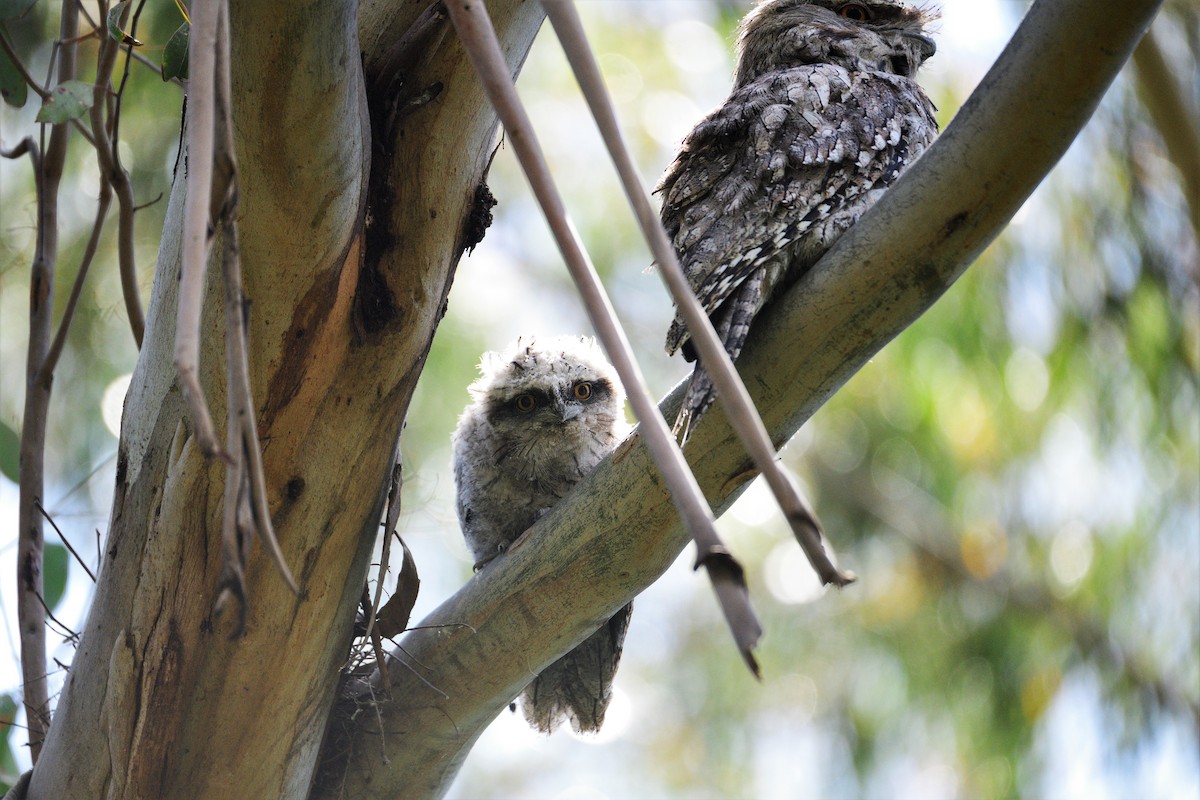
[572,382,593,401]
[838,3,871,21]
[514,394,536,413]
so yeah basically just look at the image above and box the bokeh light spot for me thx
[959,521,1008,580]
[764,541,826,605]
[1005,346,1050,412]
[1050,521,1093,592]
[101,373,132,438]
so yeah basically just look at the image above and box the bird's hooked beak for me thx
[888,31,935,77]
[910,32,936,61]
[558,399,583,423]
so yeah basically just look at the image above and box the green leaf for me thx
[0,694,15,729]
[0,0,37,22]
[35,79,92,124]
[0,39,27,108]
[106,1,142,47]
[44,543,67,612]
[0,692,17,789]
[0,421,17,482]
[162,22,189,81]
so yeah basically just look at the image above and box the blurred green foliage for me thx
[0,692,17,793]
[1,1,1196,797]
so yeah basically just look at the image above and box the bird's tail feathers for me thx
[671,266,766,445]
[673,366,716,445]
[522,603,633,735]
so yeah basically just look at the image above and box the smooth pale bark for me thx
[26,1,544,797]
[319,0,1164,796]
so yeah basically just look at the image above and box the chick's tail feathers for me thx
[522,602,634,735]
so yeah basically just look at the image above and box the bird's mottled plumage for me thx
[659,0,939,433]
[452,335,632,734]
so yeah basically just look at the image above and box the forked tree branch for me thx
[317,0,1163,795]
[93,0,147,345]
[8,0,81,763]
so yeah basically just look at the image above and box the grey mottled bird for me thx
[659,0,939,435]
[452,335,632,734]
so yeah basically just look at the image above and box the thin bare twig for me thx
[0,28,51,99]
[34,500,97,583]
[365,589,392,698]
[0,137,37,161]
[10,0,81,764]
[108,0,147,345]
[111,0,145,143]
[37,174,111,387]
[5,132,52,762]
[82,0,146,347]
[445,0,762,673]
[356,460,403,669]
[542,0,853,589]
[72,0,97,31]
[32,592,78,644]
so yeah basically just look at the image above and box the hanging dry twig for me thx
[359,462,402,653]
[204,0,298,628]
[352,459,420,696]
[444,0,762,673]
[542,0,854,590]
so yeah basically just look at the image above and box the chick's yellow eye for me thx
[572,382,593,401]
[838,3,870,21]
[514,394,536,413]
